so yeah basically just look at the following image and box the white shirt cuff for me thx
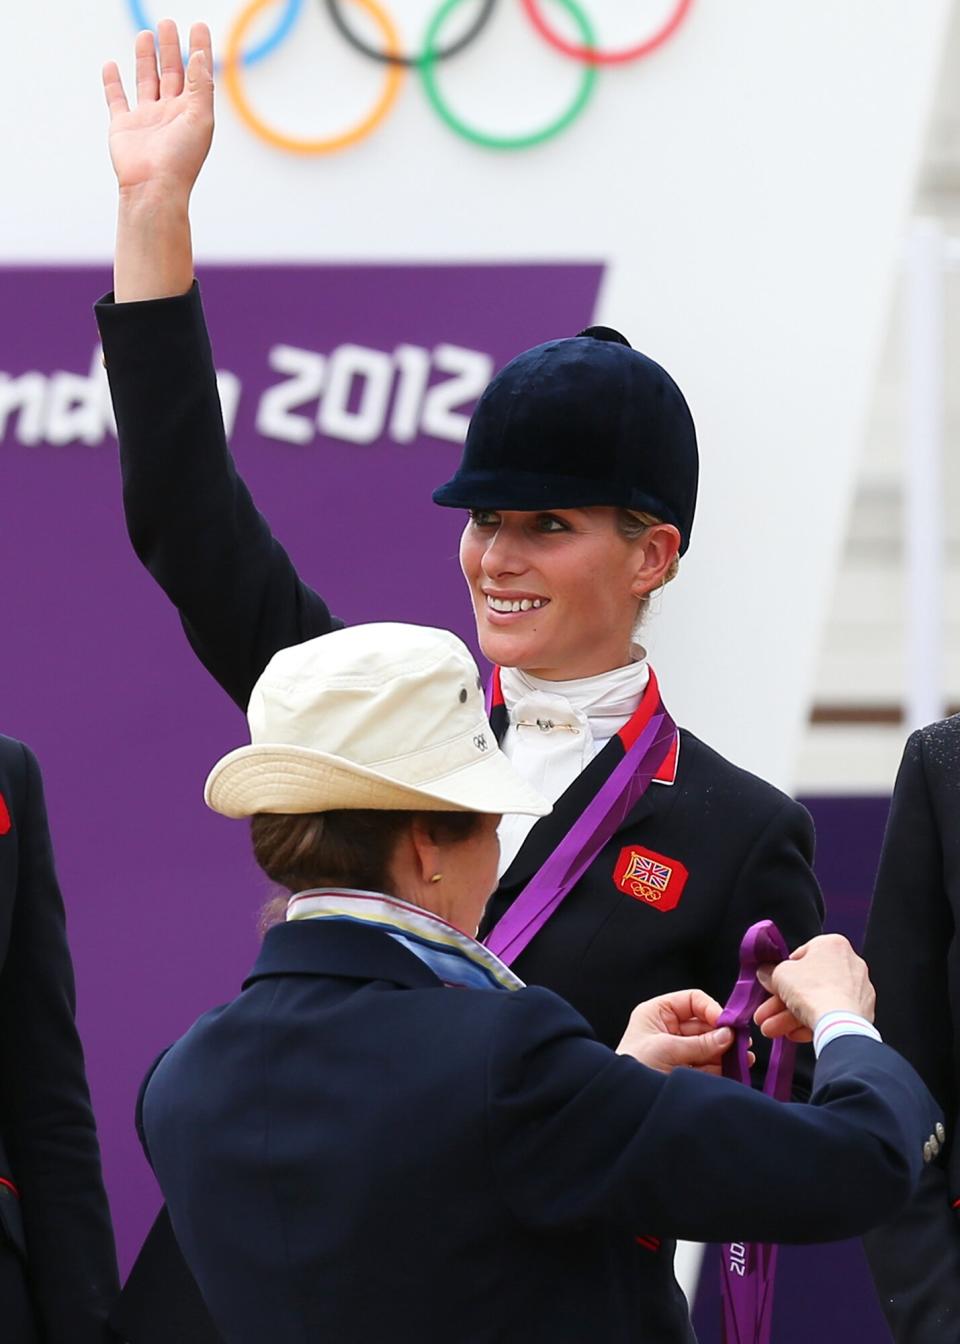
[813,1010,882,1058]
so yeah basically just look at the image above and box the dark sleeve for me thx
[703,795,824,1100]
[95,285,343,710]
[864,731,954,1114]
[861,729,960,1342]
[863,1163,960,1344]
[487,989,939,1246]
[0,744,119,1343]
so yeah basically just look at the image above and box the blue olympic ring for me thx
[125,0,304,69]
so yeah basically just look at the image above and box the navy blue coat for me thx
[139,916,938,1344]
[0,735,118,1342]
[863,717,960,1341]
[95,284,824,1341]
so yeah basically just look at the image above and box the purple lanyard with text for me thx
[716,920,797,1344]
[483,670,677,966]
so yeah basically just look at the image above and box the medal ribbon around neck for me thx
[716,920,797,1344]
[483,666,677,965]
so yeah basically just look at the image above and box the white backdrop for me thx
[2,0,951,787]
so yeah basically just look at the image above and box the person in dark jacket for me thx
[862,717,960,1342]
[139,622,939,1344]
[0,734,118,1342]
[98,23,823,1341]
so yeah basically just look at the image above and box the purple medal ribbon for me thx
[484,673,677,966]
[717,920,797,1344]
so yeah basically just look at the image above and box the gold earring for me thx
[430,874,443,884]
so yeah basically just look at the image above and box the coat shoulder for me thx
[677,729,806,829]
[903,713,960,801]
[914,713,960,758]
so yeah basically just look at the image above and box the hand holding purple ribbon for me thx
[616,988,755,1077]
[754,933,877,1044]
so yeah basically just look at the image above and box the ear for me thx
[409,815,443,886]
[629,523,681,598]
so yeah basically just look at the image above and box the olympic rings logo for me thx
[125,0,694,155]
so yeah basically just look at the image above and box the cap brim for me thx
[432,468,628,512]
[204,742,552,820]
[431,469,688,553]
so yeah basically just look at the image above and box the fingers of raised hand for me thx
[157,18,185,99]
[102,61,129,118]
[188,22,214,70]
[185,25,215,112]
[135,29,160,105]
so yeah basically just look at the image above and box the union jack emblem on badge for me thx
[622,853,672,897]
[613,845,688,913]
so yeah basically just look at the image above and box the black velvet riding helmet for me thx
[432,326,699,555]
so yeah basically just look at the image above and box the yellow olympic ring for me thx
[223,0,406,156]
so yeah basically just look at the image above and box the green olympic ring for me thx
[419,0,599,151]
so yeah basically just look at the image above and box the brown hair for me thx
[252,809,483,931]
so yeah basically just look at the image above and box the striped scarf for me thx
[286,888,524,992]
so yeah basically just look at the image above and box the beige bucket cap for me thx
[204,623,551,820]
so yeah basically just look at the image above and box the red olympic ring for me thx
[520,0,694,66]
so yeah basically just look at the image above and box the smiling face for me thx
[460,507,662,680]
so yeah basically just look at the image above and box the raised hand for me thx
[103,20,214,302]
[103,20,214,202]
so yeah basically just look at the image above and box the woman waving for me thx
[98,23,823,1343]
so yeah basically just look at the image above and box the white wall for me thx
[2,0,951,788]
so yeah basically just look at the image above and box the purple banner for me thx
[0,262,602,1271]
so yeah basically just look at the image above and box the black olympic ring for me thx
[323,0,498,67]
